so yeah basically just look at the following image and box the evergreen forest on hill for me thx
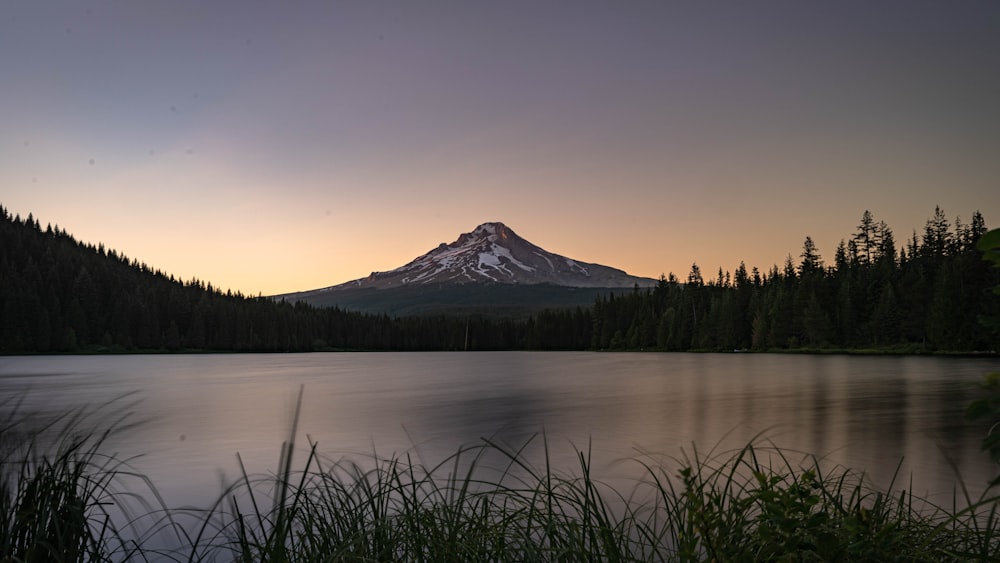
[0,204,997,354]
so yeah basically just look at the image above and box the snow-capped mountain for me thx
[274,222,657,314]
[330,222,656,290]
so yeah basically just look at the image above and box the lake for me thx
[1,352,999,524]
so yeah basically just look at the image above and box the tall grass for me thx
[0,394,180,562]
[3,393,999,561]
[205,437,1000,562]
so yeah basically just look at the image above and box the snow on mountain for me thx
[322,222,657,291]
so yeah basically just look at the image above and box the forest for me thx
[589,208,997,352]
[0,204,996,354]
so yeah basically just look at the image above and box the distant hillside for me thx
[0,205,303,352]
[283,283,621,318]
[0,205,577,353]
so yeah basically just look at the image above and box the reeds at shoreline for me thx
[3,398,999,561]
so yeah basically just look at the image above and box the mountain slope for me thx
[343,222,652,289]
[277,222,657,314]
[280,283,619,317]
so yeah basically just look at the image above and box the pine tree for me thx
[799,236,822,275]
[922,205,951,259]
[854,210,878,265]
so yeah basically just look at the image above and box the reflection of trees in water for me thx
[844,373,909,487]
[827,358,993,500]
[430,391,550,445]
[412,389,589,481]
[808,360,833,458]
[919,373,989,495]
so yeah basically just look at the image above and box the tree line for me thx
[0,205,521,353]
[590,207,998,352]
[0,204,996,354]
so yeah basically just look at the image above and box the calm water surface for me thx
[1,352,999,511]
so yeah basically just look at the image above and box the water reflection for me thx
[0,352,998,510]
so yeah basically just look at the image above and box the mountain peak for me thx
[314,222,656,291]
[474,221,507,233]
[463,221,511,239]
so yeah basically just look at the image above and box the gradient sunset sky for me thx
[3,1,998,296]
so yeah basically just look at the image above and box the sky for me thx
[3,1,999,296]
